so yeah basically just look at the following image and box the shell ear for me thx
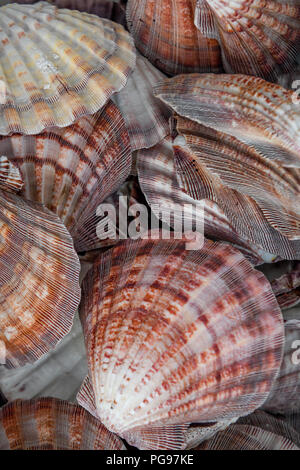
[194,0,219,39]
[123,424,189,450]
[77,376,99,420]
[0,156,23,194]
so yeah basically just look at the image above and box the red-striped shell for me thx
[0,398,126,450]
[0,156,23,193]
[0,189,80,368]
[0,100,131,252]
[126,0,223,76]
[77,236,284,449]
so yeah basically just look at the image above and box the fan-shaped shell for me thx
[0,99,132,252]
[0,1,136,135]
[194,0,300,82]
[263,320,300,415]
[0,398,126,450]
[172,116,300,259]
[0,156,23,193]
[112,53,171,151]
[78,236,284,449]
[126,0,222,76]
[137,136,281,265]
[0,189,80,368]
[154,74,300,168]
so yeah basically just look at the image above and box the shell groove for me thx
[126,0,223,76]
[0,398,126,450]
[0,156,23,193]
[0,1,136,135]
[0,189,80,368]
[194,0,300,82]
[0,99,132,252]
[78,236,284,449]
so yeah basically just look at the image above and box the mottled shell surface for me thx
[0,189,80,368]
[0,398,126,450]
[0,156,23,193]
[126,0,223,76]
[78,236,284,449]
[137,136,281,265]
[112,53,171,151]
[154,74,300,168]
[263,320,300,415]
[0,100,132,252]
[194,0,300,82]
[0,2,136,135]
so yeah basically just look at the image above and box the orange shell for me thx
[0,398,126,450]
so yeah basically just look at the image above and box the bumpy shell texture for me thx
[0,189,81,368]
[194,0,300,82]
[126,0,223,76]
[78,236,284,449]
[0,398,126,450]
[0,1,136,135]
[0,99,132,252]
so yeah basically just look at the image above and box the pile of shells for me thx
[0,0,299,451]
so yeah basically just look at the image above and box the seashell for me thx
[0,189,81,368]
[0,156,23,193]
[126,0,223,76]
[271,262,300,310]
[154,74,300,168]
[137,136,281,265]
[184,418,237,449]
[0,99,132,252]
[263,320,300,415]
[0,398,126,450]
[0,2,136,135]
[194,0,300,82]
[112,53,171,151]
[278,64,300,91]
[77,236,284,449]
[171,115,300,259]
[194,422,299,449]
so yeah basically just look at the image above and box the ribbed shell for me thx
[112,53,171,151]
[194,0,300,82]
[126,0,223,76]
[78,236,284,449]
[263,320,300,415]
[0,398,125,450]
[137,136,280,265]
[154,74,300,168]
[0,156,23,193]
[0,2,136,135]
[0,189,80,368]
[195,424,299,450]
[172,116,300,259]
[0,100,131,252]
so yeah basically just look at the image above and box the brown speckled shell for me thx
[0,189,80,368]
[0,100,132,252]
[0,398,126,450]
[126,0,223,76]
[78,236,284,449]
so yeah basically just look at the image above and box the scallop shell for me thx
[137,136,281,265]
[0,156,23,193]
[154,74,300,168]
[263,320,300,415]
[77,236,284,449]
[0,1,136,135]
[194,0,300,82]
[126,0,223,76]
[271,262,300,310]
[0,99,132,252]
[0,398,126,450]
[112,53,171,151]
[172,115,300,259]
[0,189,80,368]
